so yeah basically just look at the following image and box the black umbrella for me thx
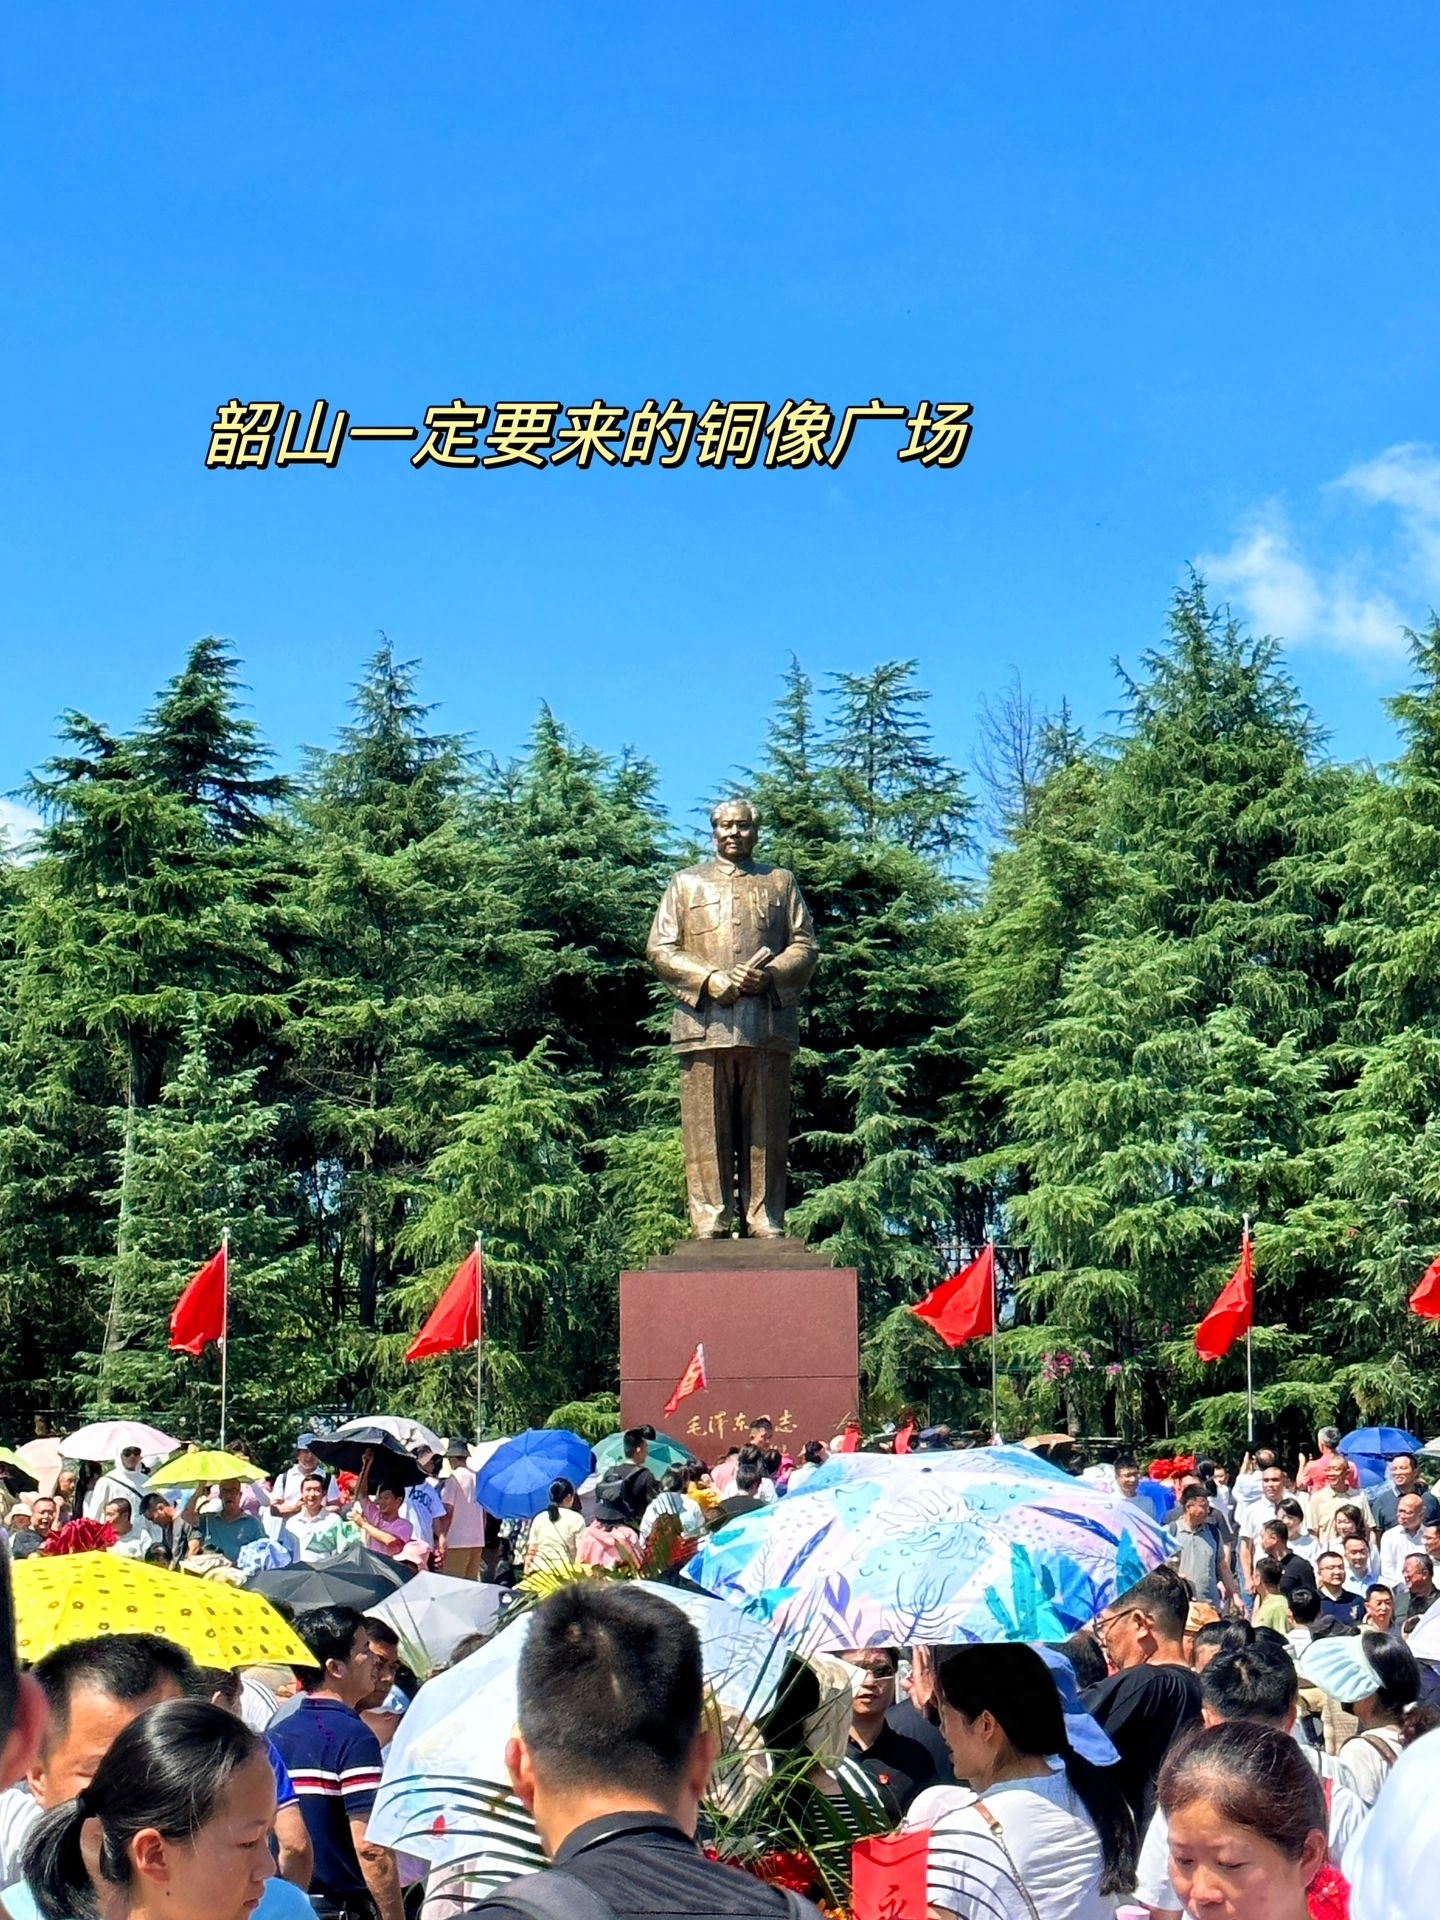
[247,1542,408,1614]
[307,1429,425,1489]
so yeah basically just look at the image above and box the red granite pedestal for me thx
[619,1239,859,1453]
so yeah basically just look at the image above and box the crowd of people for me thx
[0,1417,1435,1920]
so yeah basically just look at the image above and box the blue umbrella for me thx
[475,1428,593,1520]
[1339,1427,1423,1459]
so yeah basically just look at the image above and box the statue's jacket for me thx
[646,858,818,1054]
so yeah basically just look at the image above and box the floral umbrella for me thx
[688,1443,1168,1649]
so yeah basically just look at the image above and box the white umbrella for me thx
[368,1571,505,1676]
[464,1437,510,1473]
[332,1415,445,1458]
[61,1421,179,1462]
[367,1581,793,1879]
[15,1439,64,1494]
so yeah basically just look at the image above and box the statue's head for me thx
[710,798,759,863]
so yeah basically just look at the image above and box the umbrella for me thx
[307,1429,424,1488]
[16,1439,64,1494]
[333,1415,446,1459]
[247,1542,407,1613]
[145,1450,268,1490]
[12,1553,316,1666]
[61,1420,179,1462]
[0,1448,38,1493]
[1339,1427,1423,1459]
[592,1431,697,1476]
[466,1438,510,1474]
[368,1570,506,1676]
[689,1443,1170,1649]
[367,1580,793,1881]
[475,1430,593,1521]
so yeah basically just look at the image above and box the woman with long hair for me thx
[21,1699,277,1920]
[522,1478,584,1575]
[1157,1721,1326,1920]
[904,1641,1137,1920]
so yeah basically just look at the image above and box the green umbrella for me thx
[592,1431,698,1475]
[0,1448,38,1493]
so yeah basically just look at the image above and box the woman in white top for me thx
[904,1642,1137,1920]
[1329,1631,1418,1808]
[522,1477,585,1575]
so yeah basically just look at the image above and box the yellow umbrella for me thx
[145,1450,267,1489]
[12,1554,317,1668]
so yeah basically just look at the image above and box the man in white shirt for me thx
[102,1497,152,1560]
[270,1436,341,1516]
[279,1474,354,1563]
[1379,1491,1428,1589]
[1238,1464,1290,1593]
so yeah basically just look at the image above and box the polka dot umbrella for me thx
[12,1552,318,1668]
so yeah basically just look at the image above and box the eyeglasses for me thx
[1096,1607,1142,1642]
[850,1657,898,1679]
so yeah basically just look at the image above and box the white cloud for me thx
[0,799,43,855]
[1197,443,1440,664]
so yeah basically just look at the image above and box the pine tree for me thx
[992,585,1351,1452]
[286,644,508,1334]
[71,1014,325,1448]
[1326,620,1440,1429]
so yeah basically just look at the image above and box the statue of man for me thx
[647,798,818,1239]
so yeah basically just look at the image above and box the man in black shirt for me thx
[466,1583,817,1920]
[1256,1518,1314,1598]
[838,1649,940,1813]
[1084,1567,1202,1827]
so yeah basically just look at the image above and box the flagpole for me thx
[989,1244,999,1443]
[219,1228,231,1451]
[474,1232,485,1445]
[1243,1215,1254,1446]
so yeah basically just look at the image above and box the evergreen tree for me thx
[286,645,509,1333]
[992,586,1351,1451]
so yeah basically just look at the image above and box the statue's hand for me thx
[734,963,769,994]
[706,970,740,1007]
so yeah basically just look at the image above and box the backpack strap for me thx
[469,1867,620,1920]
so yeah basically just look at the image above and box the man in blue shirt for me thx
[178,1477,267,1565]
[270,1605,402,1920]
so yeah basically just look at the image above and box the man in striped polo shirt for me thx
[270,1605,402,1920]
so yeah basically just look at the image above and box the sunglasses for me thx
[851,1658,898,1679]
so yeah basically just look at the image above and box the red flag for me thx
[1195,1232,1254,1362]
[405,1248,482,1362]
[169,1245,227,1357]
[911,1245,996,1348]
[662,1342,708,1419]
[1411,1255,1440,1319]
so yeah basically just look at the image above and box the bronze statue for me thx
[646,798,818,1239]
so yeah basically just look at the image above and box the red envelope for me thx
[852,1831,930,1920]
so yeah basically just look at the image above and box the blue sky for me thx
[3,5,1439,845]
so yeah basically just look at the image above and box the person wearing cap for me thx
[400,1447,450,1567]
[439,1439,488,1581]
[1299,1631,1419,1807]
[271,1437,341,1517]
[1134,1640,1366,1920]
